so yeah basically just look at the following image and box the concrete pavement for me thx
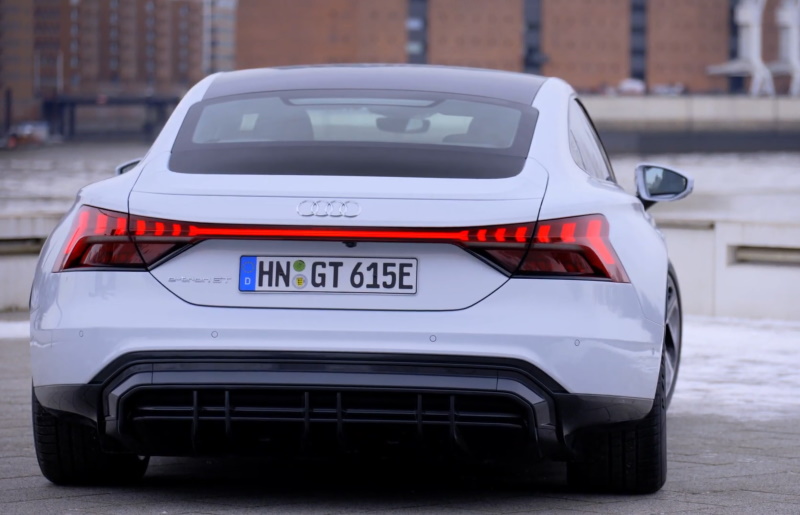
[2,314,800,514]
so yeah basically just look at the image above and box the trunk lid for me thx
[128,153,548,310]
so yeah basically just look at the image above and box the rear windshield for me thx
[170,90,538,179]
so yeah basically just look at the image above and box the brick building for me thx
[237,0,784,94]
[538,0,631,90]
[1,0,37,128]
[235,0,407,69]
[48,0,206,97]
[1,0,789,130]
[426,0,522,71]
[1,0,233,128]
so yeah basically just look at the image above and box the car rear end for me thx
[31,68,662,479]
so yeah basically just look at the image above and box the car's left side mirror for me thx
[115,158,142,176]
[635,164,694,210]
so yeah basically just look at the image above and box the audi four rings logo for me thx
[297,200,361,218]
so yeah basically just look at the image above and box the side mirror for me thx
[635,163,694,210]
[115,158,142,176]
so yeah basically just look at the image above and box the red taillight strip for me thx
[114,216,126,235]
[57,206,626,282]
[586,218,615,265]
[525,214,628,282]
[95,213,108,234]
[561,222,576,243]
[57,205,537,271]
[56,206,136,271]
[186,226,473,241]
[63,209,89,256]
[536,224,551,243]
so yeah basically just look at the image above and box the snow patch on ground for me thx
[671,316,800,421]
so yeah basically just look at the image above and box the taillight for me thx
[56,206,142,271]
[57,206,626,282]
[56,205,535,272]
[517,214,629,282]
[55,206,186,271]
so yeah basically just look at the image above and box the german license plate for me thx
[239,256,417,294]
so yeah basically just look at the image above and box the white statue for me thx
[708,0,776,96]
[768,0,800,96]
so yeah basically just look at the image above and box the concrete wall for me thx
[0,255,37,311]
[0,213,61,311]
[583,96,800,132]
[660,219,800,321]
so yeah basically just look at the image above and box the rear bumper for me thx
[31,272,664,399]
[34,351,652,460]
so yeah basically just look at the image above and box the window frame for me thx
[567,97,617,183]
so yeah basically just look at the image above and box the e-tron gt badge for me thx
[297,200,361,218]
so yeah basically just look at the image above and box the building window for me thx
[728,2,744,93]
[406,41,424,55]
[406,17,424,31]
[630,0,647,81]
[407,0,427,64]
[524,0,544,74]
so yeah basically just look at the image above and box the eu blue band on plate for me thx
[239,256,257,291]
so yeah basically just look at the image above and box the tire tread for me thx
[32,390,148,485]
[567,353,667,494]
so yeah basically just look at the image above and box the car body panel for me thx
[131,153,550,203]
[31,270,662,399]
[201,65,547,105]
[530,78,668,324]
[149,240,510,310]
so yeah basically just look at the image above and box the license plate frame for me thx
[238,256,418,294]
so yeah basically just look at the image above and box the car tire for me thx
[32,390,149,485]
[566,350,667,494]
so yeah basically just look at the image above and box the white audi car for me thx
[30,65,691,493]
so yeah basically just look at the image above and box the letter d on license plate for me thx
[239,256,417,294]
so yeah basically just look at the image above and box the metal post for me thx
[3,89,11,133]
[68,104,76,138]
[57,52,64,95]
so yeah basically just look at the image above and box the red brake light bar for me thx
[56,206,628,282]
[55,206,532,271]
